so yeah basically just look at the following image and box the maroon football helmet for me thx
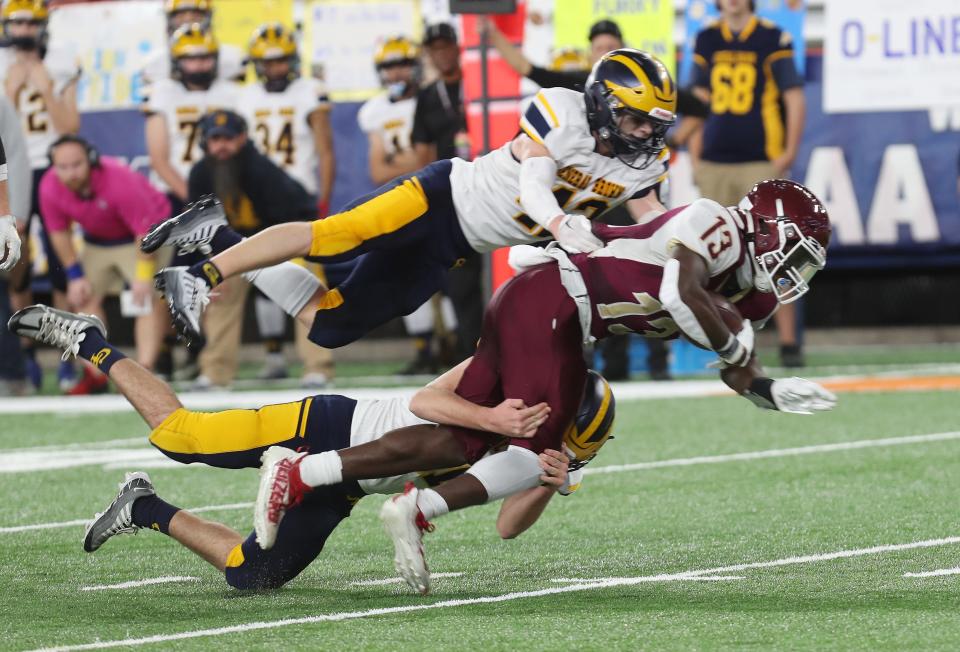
[738,179,831,304]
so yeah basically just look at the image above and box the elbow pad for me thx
[659,258,711,349]
[466,446,543,502]
[519,156,562,229]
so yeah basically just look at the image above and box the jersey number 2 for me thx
[596,292,678,338]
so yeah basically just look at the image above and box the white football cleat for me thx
[254,446,308,550]
[380,482,435,595]
[8,304,106,361]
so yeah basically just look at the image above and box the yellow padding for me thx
[225,543,245,569]
[316,288,344,311]
[149,403,306,456]
[309,177,428,257]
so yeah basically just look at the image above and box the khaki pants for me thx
[200,276,334,386]
[693,160,778,208]
[200,276,250,386]
[80,241,139,295]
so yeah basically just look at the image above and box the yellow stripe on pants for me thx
[309,177,428,257]
[149,402,307,456]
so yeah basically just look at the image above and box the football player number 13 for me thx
[710,62,756,115]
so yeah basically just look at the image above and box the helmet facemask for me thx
[605,105,672,169]
[740,196,827,304]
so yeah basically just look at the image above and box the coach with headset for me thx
[39,135,171,386]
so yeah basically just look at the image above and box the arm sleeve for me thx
[526,66,588,91]
[692,32,711,89]
[518,88,595,165]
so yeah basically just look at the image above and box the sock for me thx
[187,259,224,288]
[298,450,343,487]
[210,225,243,255]
[76,328,126,375]
[131,495,180,535]
[417,488,449,520]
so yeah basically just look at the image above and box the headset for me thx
[47,134,100,168]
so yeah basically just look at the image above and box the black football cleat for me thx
[140,194,228,255]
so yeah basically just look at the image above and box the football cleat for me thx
[83,472,155,553]
[8,305,106,361]
[140,194,227,255]
[379,482,435,595]
[254,446,309,550]
[154,267,211,346]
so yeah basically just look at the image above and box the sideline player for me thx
[7,302,611,591]
[147,49,676,348]
[255,178,838,592]
[239,22,334,215]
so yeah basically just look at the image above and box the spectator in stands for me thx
[359,35,457,375]
[1,0,82,391]
[39,135,170,394]
[187,109,320,390]
[692,0,807,366]
[412,21,481,366]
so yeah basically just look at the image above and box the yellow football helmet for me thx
[373,36,422,100]
[584,48,676,169]
[249,23,300,89]
[2,0,48,49]
[549,48,590,73]
[170,23,218,86]
[165,0,212,34]
[563,370,616,470]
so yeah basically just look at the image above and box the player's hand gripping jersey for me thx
[449,87,668,252]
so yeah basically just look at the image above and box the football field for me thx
[2,372,960,650]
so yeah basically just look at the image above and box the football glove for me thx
[554,214,603,254]
[0,215,21,271]
[771,377,837,414]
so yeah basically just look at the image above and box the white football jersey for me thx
[450,86,668,253]
[0,46,81,170]
[139,44,246,86]
[143,78,239,188]
[591,198,751,287]
[357,91,416,157]
[238,77,329,194]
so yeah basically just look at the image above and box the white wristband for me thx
[0,214,14,227]
[519,156,562,228]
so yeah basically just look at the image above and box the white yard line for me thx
[28,535,960,652]
[80,577,200,592]
[551,575,744,583]
[351,572,464,586]
[583,431,960,476]
[0,502,252,534]
[0,438,144,453]
[5,430,960,532]
[904,567,960,578]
